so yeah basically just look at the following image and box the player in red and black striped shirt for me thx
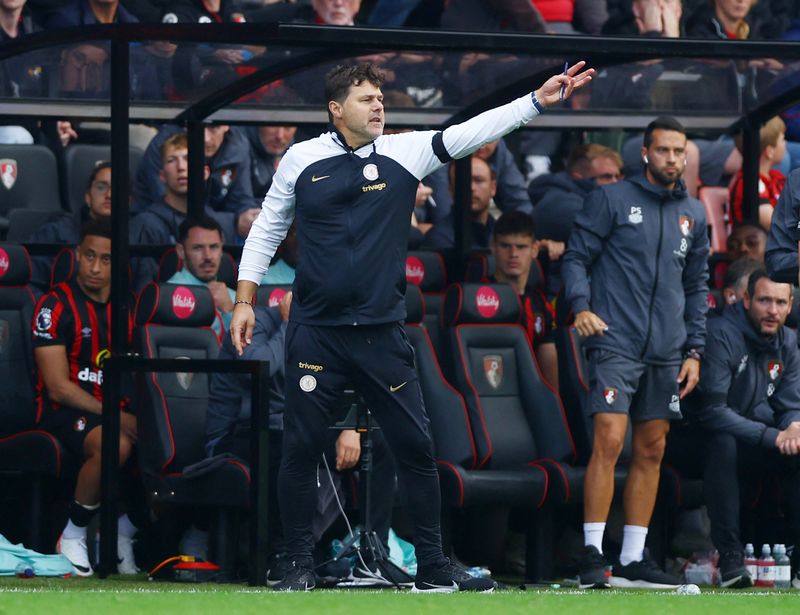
[32,218,137,577]
[489,211,558,389]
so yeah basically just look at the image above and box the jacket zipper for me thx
[641,201,664,360]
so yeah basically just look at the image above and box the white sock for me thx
[619,525,648,566]
[583,522,606,553]
[118,513,137,539]
[62,519,85,540]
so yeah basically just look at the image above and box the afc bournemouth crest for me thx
[603,387,618,405]
[0,159,17,190]
[484,354,503,389]
[679,215,694,237]
[768,360,783,381]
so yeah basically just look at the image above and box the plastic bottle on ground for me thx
[744,543,758,582]
[755,544,775,588]
[774,544,791,589]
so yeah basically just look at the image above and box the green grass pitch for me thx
[2,577,800,615]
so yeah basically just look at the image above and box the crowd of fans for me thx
[4,0,800,587]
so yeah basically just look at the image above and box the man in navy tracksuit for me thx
[686,270,800,588]
[230,61,594,592]
[766,168,800,283]
[563,116,709,589]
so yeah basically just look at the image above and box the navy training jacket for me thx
[562,174,709,365]
[686,302,800,448]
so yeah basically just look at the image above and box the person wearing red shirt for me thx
[730,116,787,229]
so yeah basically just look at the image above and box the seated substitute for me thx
[687,270,800,588]
[167,216,236,342]
[32,218,138,577]
[206,292,398,586]
[489,210,558,389]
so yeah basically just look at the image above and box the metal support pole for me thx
[249,360,271,586]
[453,156,472,266]
[187,120,206,217]
[741,120,761,225]
[99,38,129,578]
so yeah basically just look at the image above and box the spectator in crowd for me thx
[161,0,247,23]
[130,131,251,290]
[206,291,398,586]
[167,216,236,341]
[490,211,558,388]
[475,139,534,215]
[32,218,138,577]
[26,162,112,294]
[563,116,708,589]
[687,270,800,588]
[0,0,41,87]
[450,155,498,250]
[728,223,767,263]
[721,256,762,307]
[602,0,682,37]
[730,116,787,228]
[134,124,258,214]
[767,168,800,283]
[247,125,297,199]
[530,143,623,298]
[530,143,623,242]
[685,0,786,40]
[366,0,433,27]
[44,0,138,27]
[248,0,362,24]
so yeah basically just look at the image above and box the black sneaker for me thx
[273,561,316,592]
[718,550,752,588]
[610,550,681,589]
[266,552,290,586]
[411,559,496,593]
[578,545,611,589]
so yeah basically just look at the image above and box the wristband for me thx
[683,348,702,361]
[234,299,253,307]
[531,92,545,114]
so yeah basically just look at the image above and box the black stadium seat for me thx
[442,283,584,507]
[0,145,62,234]
[255,284,292,308]
[0,244,74,551]
[405,251,447,359]
[134,283,248,578]
[405,283,556,579]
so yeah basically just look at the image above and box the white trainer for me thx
[117,534,140,575]
[57,533,93,577]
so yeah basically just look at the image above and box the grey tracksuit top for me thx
[562,174,709,365]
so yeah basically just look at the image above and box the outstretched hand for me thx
[534,60,595,108]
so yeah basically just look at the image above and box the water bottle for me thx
[774,544,791,589]
[744,543,758,582]
[755,544,775,588]
[15,563,34,578]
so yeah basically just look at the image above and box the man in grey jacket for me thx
[563,116,709,589]
[688,270,800,588]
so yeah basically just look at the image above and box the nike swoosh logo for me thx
[420,581,458,590]
[389,382,408,393]
[311,175,331,183]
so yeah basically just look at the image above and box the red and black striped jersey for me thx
[31,279,130,422]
